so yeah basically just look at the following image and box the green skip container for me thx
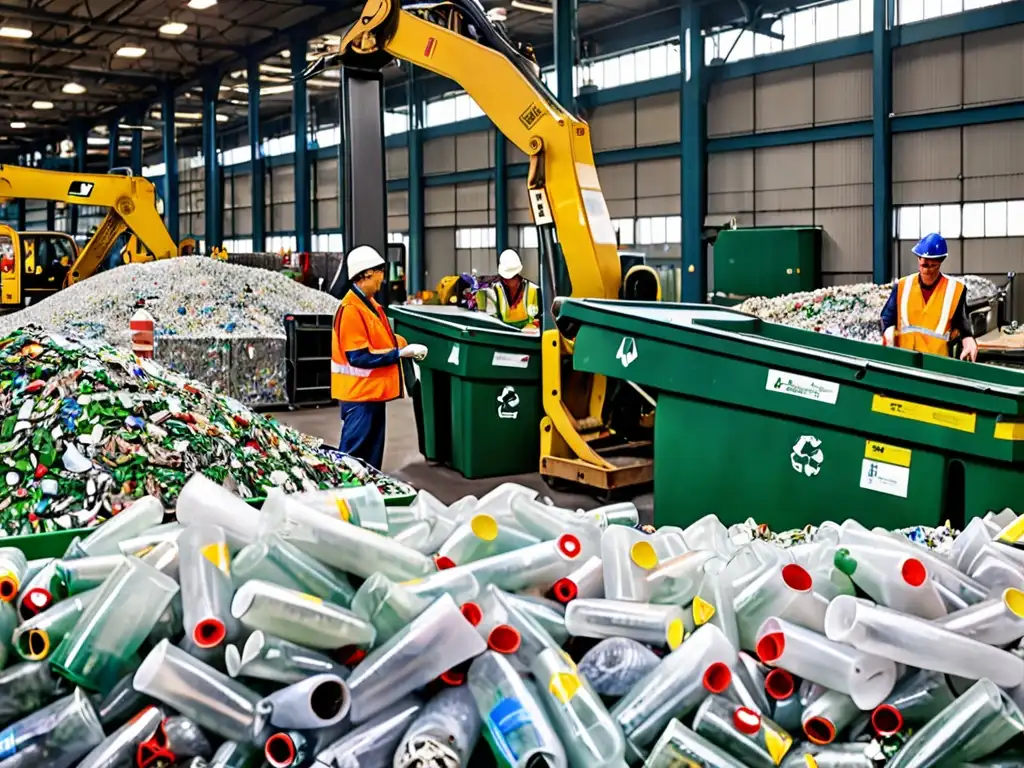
[390,305,542,479]
[558,298,1024,532]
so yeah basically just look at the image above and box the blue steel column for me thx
[247,57,266,252]
[554,0,576,110]
[680,0,707,303]
[107,116,120,170]
[161,87,179,242]
[202,75,223,250]
[70,123,87,236]
[407,71,425,293]
[494,131,508,255]
[873,0,894,283]
[291,36,311,254]
[129,108,143,175]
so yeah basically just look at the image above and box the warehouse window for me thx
[142,162,165,177]
[222,238,254,253]
[897,0,1015,24]
[219,146,252,166]
[613,218,635,246]
[312,233,344,252]
[266,235,297,253]
[424,93,485,128]
[577,42,681,91]
[520,226,539,249]
[455,227,496,249]
[636,216,682,245]
[388,232,410,250]
[705,0,873,64]
[895,201,1024,240]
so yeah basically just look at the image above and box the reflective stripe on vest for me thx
[330,360,371,377]
[495,281,538,325]
[895,274,964,353]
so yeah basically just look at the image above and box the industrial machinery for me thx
[0,165,189,311]
[331,0,662,491]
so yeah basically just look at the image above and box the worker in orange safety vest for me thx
[331,245,427,469]
[880,233,978,362]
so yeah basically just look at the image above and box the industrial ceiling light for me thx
[62,82,86,95]
[159,21,188,35]
[10,122,26,129]
[115,44,147,58]
[510,0,553,12]
[32,101,54,110]
[187,0,218,9]
[0,26,32,39]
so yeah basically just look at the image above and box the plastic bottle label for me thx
[487,697,534,763]
[0,728,17,759]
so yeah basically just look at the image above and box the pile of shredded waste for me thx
[0,257,339,346]
[0,326,410,537]
[738,276,1000,343]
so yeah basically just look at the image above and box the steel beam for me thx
[407,71,424,293]
[290,35,311,254]
[494,129,508,257]
[680,0,706,303]
[873,0,894,284]
[202,75,223,250]
[0,4,243,51]
[247,57,266,252]
[107,117,121,170]
[161,88,179,243]
[555,0,577,111]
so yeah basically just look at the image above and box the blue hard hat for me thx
[912,233,948,260]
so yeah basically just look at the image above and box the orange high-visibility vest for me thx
[895,274,965,357]
[331,290,404,402]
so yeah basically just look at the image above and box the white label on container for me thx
[860,459,910,498]
[766,369,840,405]
[492,352,530,369]
[448,344,460,366]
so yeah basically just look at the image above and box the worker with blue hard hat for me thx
[880,233,978,361]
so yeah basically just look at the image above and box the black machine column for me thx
[330,67,389,303]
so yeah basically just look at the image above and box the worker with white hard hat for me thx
[331,245,427,469]
[880,233,978,361]
[476,249,541,331]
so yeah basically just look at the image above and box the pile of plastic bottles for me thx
[0,327,411,538]
[0,477,1023,767]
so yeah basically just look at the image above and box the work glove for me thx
[882,327,895,347]
[399,344,428,361]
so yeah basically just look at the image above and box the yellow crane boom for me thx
[334,0,657,489]
[0,164,179,285]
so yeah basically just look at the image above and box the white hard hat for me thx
[498,249,523,279]
[346,245,386,279]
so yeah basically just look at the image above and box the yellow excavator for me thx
[334,0,662,492]
[0,165,191,311]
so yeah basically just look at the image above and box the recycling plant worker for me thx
[477,249,541,331]
[331,245,427,470]
[880,233,979,362]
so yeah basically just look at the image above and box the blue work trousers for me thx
[339,401,387,471]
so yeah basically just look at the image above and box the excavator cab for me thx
[0,225,78,310]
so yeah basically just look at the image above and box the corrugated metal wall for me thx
[893,24,1024,287]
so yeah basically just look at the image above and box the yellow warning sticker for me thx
[994,420,1024,441]
[336,498,351,522]
[201,542,230,575]
[692,596,716,625]
[764,728,793,765]
[299,593,323,604]
[548,671,580,703]
[864,440,912,468]
[871,395,976,433]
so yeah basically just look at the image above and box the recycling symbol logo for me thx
[617,337,638,368]
[497,385,520,420]
[790,435,824,477]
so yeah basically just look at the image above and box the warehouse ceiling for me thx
[0,0,827,155]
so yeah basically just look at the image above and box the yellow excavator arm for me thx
[0,164,178,285]
[335,0,656,489]
[337,0,622,302]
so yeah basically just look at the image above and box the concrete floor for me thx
[272,398,654,522]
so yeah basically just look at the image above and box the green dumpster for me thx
[557,298,1024,531]
[390,305,542,479]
